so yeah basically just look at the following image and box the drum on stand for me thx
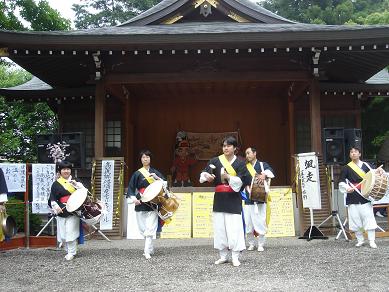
[361,170,389,201]
[141,181,179,220]
[66,188,105,225]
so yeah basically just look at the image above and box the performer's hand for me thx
[258,173,266,182]
[204,172,215,182]
[0,204,6,212]
[221,172,230,183]
[149,173,160,180]
[53,205,63,214]
[346,187,354,193]
[134,199,141,205]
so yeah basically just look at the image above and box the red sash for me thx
[215,184,234,193]
[59,195,71,203]
[139,188,146,194]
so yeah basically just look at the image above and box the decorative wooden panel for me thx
[91,157,124,239]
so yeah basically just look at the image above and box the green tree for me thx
[261,0,389,25]
[73,0,162,29]
[0,0,71,31]
[0,0,69,162]
[0,64,58,162]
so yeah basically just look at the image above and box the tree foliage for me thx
[73,0,162,29]
[261,0,389,25]
[0,65,58,162]
[0,0,68,162]
[0,0,71,31]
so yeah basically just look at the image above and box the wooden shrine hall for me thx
[2,0,389,189]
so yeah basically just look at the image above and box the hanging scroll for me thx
[100,160,115,230]
[32,164,56,214]
[297,152,321,209]
[0,163,27,192]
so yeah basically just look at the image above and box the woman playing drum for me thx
[50,161,84,260]
[127,149,166,260]
[338,147,380,249]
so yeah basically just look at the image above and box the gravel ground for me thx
[1,236,389,291]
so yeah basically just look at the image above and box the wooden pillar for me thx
[288,96,295,184]
[309,79,322,153]
[94,81,105,157]
[124,91,134,182]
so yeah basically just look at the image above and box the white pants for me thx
[348,203,377,232]
[213,212,246,253]
[244,203,267,234]
[56,215,80,243]
[136,211,158,255]
[56,215,79,256]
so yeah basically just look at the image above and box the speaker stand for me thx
[299,208,328,241]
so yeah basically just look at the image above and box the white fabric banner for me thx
[100,160,115,230]
[0,163,27,192]
[297,152,321,209]
[32,164,56,214]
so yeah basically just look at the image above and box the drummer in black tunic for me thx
[199,136,249,267]
[0,168,9,242]
[50,161,84,260]
[338,147,379,248]
[127,149,166,260]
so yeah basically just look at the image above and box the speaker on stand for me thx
[322,128,345,165]
[344,128,363,158]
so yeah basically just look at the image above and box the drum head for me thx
[66,188,88,212]
[141,181,163,202]
[361,171,375,197]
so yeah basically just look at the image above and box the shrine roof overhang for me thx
[2,23,389,49]
[0,77,94,100]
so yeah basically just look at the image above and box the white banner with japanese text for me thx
[0,163,27,192]
[100,160,114,230]
[297,152,321,209]
[32,164,56,214]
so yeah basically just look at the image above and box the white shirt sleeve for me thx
[229,176,242,192]
[338,182,348,194]
[263,169,275,179]
[199,172,212,183]
[0,193,7,203]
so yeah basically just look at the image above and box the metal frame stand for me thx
[36,213,111,242]
[321,165,349,241]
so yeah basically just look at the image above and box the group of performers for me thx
[127,136,275,267]
[0,138,383,264]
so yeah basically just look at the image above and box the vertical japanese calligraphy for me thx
[100,160,115,230]
[32,164,56,214]
[0,163,27,192]
[297,152,321,209]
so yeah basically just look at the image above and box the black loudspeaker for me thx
[344,128,363,156]
[37,132,85,168]
[323,128,345,164]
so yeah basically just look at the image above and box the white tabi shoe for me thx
[143,253,151,260]
[257,245,264,252]
[369,241,377,249]
[355,241,364,247]
[214,258,228,265]
[64,254,74,261]
[247,244,255,251]
[232,259,241,267]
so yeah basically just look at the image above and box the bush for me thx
[5,198,42,235]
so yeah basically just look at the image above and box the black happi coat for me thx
[204,156,249,214]
[339,162,371,205]
[127,167,165,212]
[50,180,76,218]
[245,161,274,205]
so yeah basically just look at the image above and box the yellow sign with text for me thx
[193,192,214,238]
[267,187,295,237]
[160,193,192,239]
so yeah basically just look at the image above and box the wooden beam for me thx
[288,95,295,187]
[105,71,311,84]
[106,84,127,104]
[123,89,134,182]
[94,81,105,157]
[309,79,322,153]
